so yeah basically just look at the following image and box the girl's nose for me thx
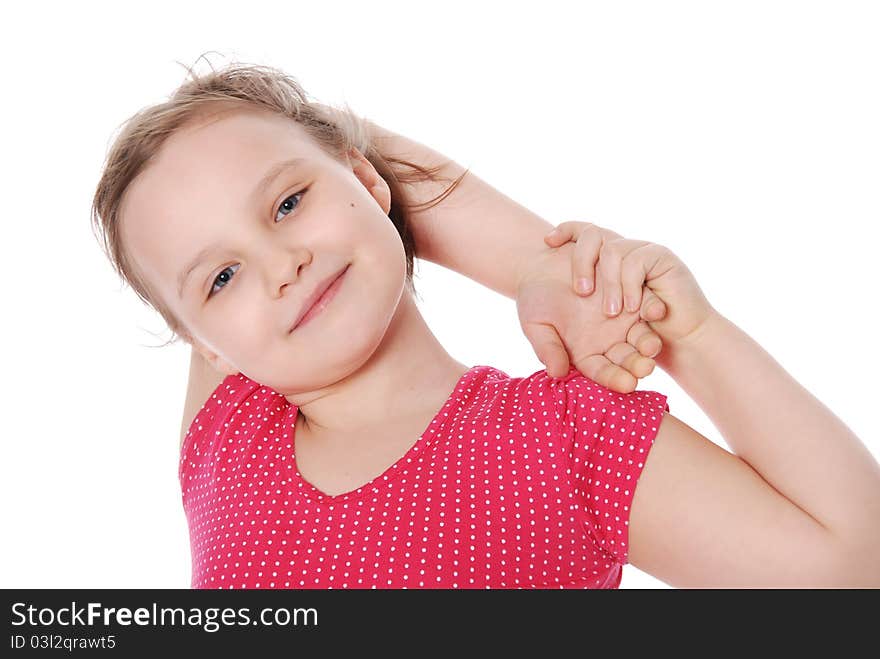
[264,248,310,298]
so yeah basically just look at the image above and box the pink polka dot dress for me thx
[179,365,669,589]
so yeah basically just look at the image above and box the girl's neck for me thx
[288,289,469,438]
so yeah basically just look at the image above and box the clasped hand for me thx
[515,221,717,393]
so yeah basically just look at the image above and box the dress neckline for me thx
[286,364,485,505]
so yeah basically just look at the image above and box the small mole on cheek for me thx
[350,202,355,207]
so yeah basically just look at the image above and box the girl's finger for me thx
[522,321,572,379]
[544,221,623,246]
[570,352,638,394]
[605,341,656,379]
[639,288,667,322]
[626,320,663,359]
[572,227,603,296]
[619,242,656,313]
[598,239,627,317]
[543,221,588,247]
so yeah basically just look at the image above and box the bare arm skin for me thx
[365,121,558,298]
[626,313,880,587]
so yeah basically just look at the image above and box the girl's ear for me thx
[348,148,391,215]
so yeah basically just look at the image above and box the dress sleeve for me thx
[178,372,258,486]
[553,368,670,566]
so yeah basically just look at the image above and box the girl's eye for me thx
[206,189,307,300]
[275,190,305,222]
[208,264,240,298]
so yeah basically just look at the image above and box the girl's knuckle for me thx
[600,241,622,260]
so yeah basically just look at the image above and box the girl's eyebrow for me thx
[250,156,308,205]
[177,242,222,299]
[175,156,308,299]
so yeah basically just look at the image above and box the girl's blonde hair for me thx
[91,57,468,346]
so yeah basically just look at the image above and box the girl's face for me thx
[119,108,409,395]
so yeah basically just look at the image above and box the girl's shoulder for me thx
[465,364,670,434]
[482,364,668,408]
[178,371,269,456]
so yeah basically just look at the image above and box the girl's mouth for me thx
[290,264,349,332]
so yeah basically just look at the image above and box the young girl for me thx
[91,61,880,589]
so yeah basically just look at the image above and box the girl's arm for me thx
[625,313,880,587]
[366,121,554,299]
[626,314,880,588]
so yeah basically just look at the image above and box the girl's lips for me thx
[290,265,349,332]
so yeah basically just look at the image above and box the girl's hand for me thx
[516,241,667,393]
[544,221,720,354]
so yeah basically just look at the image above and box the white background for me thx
[2,0,877,589]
